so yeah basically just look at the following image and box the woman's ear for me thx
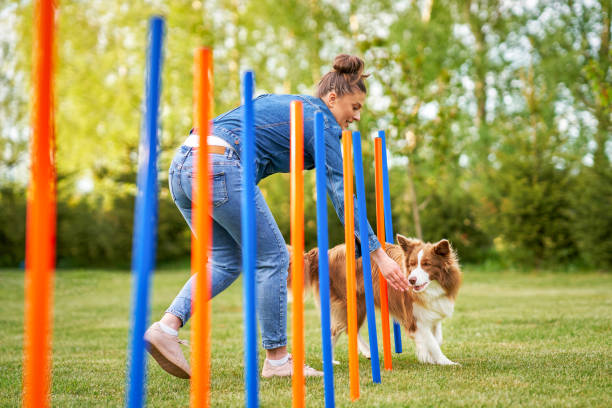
[326,91,337,108]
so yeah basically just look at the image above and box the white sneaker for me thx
[261,354,324,378]
[144,322,191,379]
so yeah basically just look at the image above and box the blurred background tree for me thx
[0,0,609,269]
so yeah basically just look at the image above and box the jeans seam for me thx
[254,121,289,129]
[175,147,192,200]
[168,171,177,203]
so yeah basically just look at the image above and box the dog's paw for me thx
[437,357,459,366]
[357,344,371,359]
[332,359,340,366]
[416,352,435,364]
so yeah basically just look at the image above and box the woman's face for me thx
[323,91,366,130]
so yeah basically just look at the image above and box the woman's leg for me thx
[164,147,243,327]
[251,187,289,351]
[164,219,243,327]
[195,157,290,353]
[146,148,243,379]
[154,147,319,377]
[164,169,290,353]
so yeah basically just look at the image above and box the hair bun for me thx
[333,54,364,76]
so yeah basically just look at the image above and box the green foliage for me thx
[1,0,610,268]
[0,184,26,266]
[55,184,190,267]
[570,164,612,268]
[0,183,189,268]
[481,149,576,264]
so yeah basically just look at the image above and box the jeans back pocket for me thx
[212,172,229,207]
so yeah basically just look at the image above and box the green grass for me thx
[1,267,611,407]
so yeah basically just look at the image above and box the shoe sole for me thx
[261,370,291,378]
[145,340,191,379]
[261,368,323,378]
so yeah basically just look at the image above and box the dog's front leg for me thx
[414,326,436,364]
[414,323,457,365]
[432,321,443,346]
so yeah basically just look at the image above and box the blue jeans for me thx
[166,145,288,350]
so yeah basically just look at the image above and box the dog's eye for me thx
[422,261,430,266]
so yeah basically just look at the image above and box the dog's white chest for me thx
[413,282,454,324]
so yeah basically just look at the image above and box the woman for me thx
[144,54,410,379]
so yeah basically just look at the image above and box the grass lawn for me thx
[1,266,611,407]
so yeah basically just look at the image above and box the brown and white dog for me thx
[291,234,462,365]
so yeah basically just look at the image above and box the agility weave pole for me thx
[242,70,259,408]
[126,16,165,408]
[23,1,56,406]
[352,132,381,384]
[378,131,403,353]
[374,137,392,371]
[190,47,214,407]
[313,112,336,408]
[290,101,306,408]
[342,130,360,401]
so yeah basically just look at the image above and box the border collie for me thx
[293,234,462,365]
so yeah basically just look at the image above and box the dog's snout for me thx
[408,276,417,285]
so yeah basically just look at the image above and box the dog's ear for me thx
[396,234,421,257]
[433,239,450,256]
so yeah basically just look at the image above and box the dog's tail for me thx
[287,246,319,293]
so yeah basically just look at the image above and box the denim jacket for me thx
[210,94,381,255]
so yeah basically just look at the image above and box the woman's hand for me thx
[371,247,410,292]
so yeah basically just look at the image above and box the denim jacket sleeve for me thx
[324,130,381,257]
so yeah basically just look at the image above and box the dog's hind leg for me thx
[355,299,370,359]
[357,331,371,359]
[329,297,348,365]
[330,326,343,365]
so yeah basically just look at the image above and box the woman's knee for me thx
[256,246,289,280]
[214,263,241,280]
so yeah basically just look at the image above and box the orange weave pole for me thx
[342,130,360,401]
[191,48,214,408]
[374,138,392,371]
[23,1,56,407]
[290,101,305,408]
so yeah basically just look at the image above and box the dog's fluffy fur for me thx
[290,234,462,365]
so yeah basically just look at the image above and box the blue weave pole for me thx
[314,112,335,407]
[352,131,381,384]
[379,130,403,353]
[241,71,259,408]
[126,16,164,408]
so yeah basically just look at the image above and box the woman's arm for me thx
[323,133,409,291]
[323,134,380,253]
[325,135,409,291]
